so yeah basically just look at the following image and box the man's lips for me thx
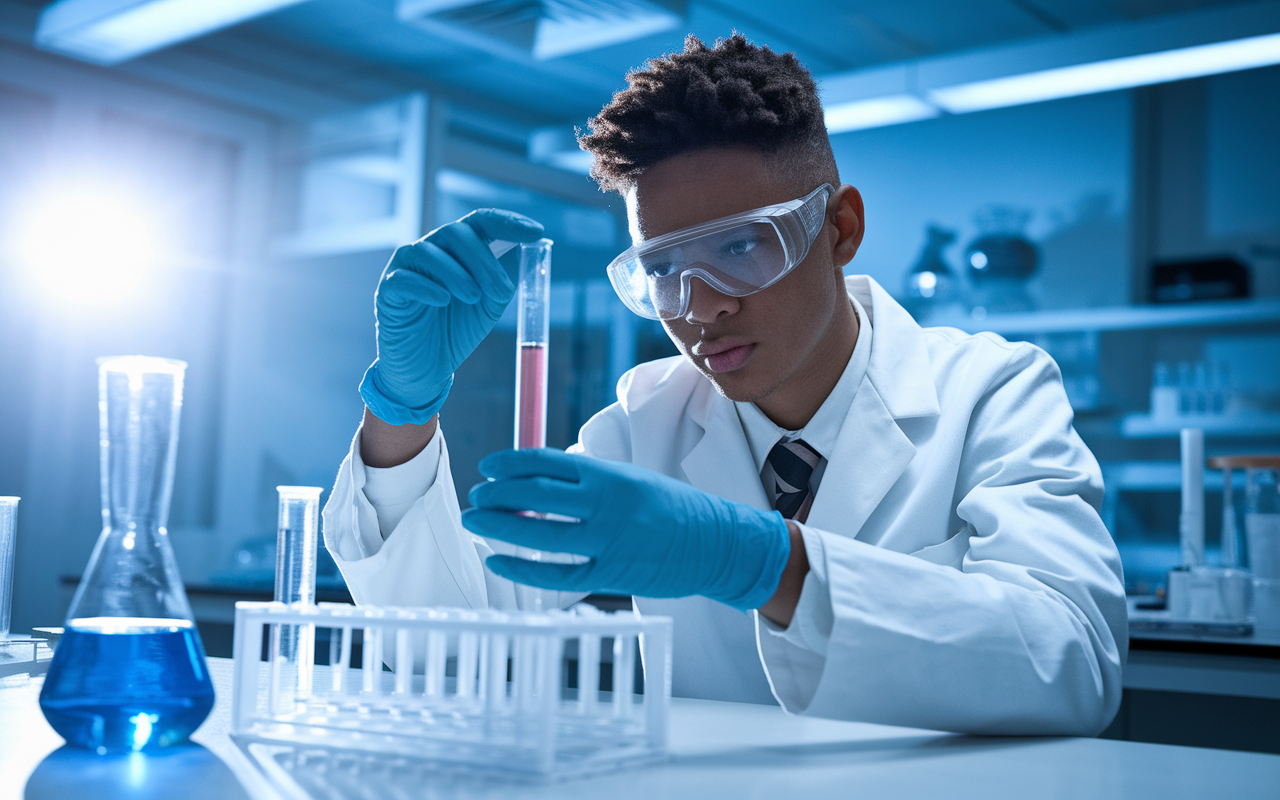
[697,342,755,373]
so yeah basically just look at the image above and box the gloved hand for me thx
[360,209,545,425]
[461,449,791,611]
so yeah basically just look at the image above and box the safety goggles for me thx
[607,184,834,321]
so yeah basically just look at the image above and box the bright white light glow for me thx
[970,252,989,269]
[824,94,939,133]
[129,712,158,750]
[36,0,312,65]
[14,184,161,304]
[928,31,1280,113]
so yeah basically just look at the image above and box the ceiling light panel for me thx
[928,30,1280,113]
[35,0,312,65]
[824,95,939,133]
[397,0,685,60]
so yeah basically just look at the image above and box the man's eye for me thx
[722,238,760,257]
[645,262,677,278]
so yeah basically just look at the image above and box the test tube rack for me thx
[0,638,53,684]
[231,602,672,780]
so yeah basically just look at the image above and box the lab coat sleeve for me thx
[758,345,1128,736]
[321,423,585,612]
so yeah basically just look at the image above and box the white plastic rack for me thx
[231,601,672,780]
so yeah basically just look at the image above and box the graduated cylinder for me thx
[272,485,321,708]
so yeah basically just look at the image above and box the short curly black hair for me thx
[578,33,837,193]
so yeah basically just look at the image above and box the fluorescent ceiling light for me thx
[824,94,939,134]
[35,0,312,65]
[397,0,684,61]
[928,31,1280,114]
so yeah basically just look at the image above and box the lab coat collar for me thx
[848,275,941,420]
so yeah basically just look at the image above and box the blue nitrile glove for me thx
[360,209,545,425]
[461,449,792,611]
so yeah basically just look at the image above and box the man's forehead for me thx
[623,149,799,245]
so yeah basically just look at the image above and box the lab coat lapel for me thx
[804,377,915,539]
[805,276,939,539]
[680,393,771,510]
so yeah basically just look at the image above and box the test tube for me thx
[513,240,553,611]
[273,485,321,705]
[515,239,552,450]
[0,497,18,639]
[1180,429,1205,568]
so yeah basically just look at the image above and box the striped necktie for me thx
[765,439,822,520]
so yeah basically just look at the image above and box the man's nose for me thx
[683,275,739,324]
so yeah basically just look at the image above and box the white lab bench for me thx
[3,657,1279,800]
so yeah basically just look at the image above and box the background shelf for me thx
[1120,413,1280,438]
[927,299,1280,336]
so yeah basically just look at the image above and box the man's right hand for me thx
[360,209,544,426]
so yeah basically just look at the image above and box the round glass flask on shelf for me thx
[39,356,214,753]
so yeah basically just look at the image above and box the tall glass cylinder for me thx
[513,239,553,611]
[1247,463,1280,635]
[39,356,213,752]
[0,497,18,639]
[515,238,552,451]
[271,486,321,707]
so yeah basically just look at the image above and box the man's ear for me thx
[830,185,864,269]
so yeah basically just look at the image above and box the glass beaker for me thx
[1246,459,1280,635]
[39,357,214,752]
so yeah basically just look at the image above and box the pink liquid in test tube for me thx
[516,344,547,450]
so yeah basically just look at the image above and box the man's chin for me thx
[695,363,775,404]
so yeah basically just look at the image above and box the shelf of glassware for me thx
[1101,461,1228,492]
[1119,412,1280,438]
[927,298,1280,335]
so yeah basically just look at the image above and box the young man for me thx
[324,34,1127,736]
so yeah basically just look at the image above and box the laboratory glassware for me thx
[1150,362,1179,420]
[904,225,959,321]
[515,238,552,451]
[231,601,672,779]
[39,356,214,752]
[513,239,554,610]
[0,497,18,639]
[1245,458,1280,634]
[1167,431,1252,623]
[964,205,1038,314]
[1180,428,1205,568]
[271,486,321,710]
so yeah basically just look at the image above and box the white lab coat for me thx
[323,275,1128,736]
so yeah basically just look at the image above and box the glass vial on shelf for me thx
[39,357,213,753]
[1150,362,1179,420]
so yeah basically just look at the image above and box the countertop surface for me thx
[3,657,1280,799]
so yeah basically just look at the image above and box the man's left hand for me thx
[462,449,790,610]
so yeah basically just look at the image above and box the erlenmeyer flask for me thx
[40,356,214,753]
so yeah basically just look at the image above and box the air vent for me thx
[397,0,685,60]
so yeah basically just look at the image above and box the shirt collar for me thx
[735,293,874,472]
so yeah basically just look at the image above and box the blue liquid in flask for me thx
[39,617,215,752]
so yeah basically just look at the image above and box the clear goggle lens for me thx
[607,185,832,321]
